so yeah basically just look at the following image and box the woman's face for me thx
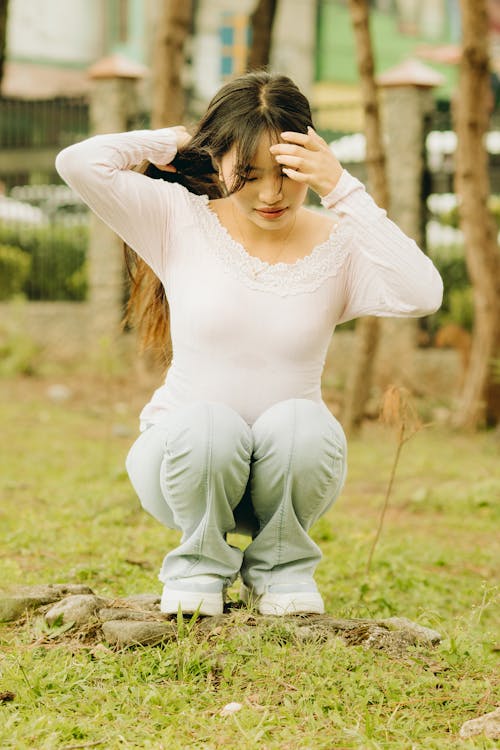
[218,131,308,234]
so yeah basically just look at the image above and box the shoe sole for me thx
[160,590,223,616]
[240,584,324,616]
[259,592,325,615]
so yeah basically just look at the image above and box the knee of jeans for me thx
[164,401,253,474]
[253,398,346,472]
[125,436,178,528]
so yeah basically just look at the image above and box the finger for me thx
[274,154,308,170]
[279,131,321,150]
[270,143,310,157]
[281,167,310,183]
[307,126,328,146]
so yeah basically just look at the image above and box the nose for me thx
[258,173,283,205]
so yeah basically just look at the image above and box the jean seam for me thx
[275,400,297,571]
[183,402,214,576]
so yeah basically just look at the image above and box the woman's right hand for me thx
[172,125,192,150]
[153,126,191,172]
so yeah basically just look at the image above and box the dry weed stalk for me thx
[365,385,423,574]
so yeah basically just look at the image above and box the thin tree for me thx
[247,0,278,70]
[343,0,389,433]
[151,0,192,128]
[453,0,500,428]
[0,0,8,95]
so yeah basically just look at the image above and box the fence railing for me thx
[0,97,89,149]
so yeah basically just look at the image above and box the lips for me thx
[255,207,287,219]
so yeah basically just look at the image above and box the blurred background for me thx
[0,0,499,431]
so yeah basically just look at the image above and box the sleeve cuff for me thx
[320,169,365,210]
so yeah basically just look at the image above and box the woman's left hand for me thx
[269,127,343,197]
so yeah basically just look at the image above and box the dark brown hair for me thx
[125,71,314,364]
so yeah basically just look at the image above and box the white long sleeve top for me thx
[56,129,443,428]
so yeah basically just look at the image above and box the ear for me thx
[215,163,227,188]
[213,159,223,182]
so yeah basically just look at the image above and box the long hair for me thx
[125,71,314,365]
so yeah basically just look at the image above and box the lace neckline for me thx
[190,192,351,296]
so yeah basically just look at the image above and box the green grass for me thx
[0,374,498,749]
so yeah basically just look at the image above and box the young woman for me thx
[56,71,443,617]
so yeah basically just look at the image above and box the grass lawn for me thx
[0,373,498,749]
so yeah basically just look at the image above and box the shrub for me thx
[0,244,31,300]
[427,243,472,333]
[0,222,88,301]
[436,194,500,228]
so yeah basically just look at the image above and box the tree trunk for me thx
[343,0,389,433]
[247,0,278,70]
[453,0,500,428]
[0,0,8,95]
[151,0,192,128]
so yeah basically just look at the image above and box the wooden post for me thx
[343,0,388,435]
[375,59,444,392]
[453,0,500,428]
[86,54,148,344]
[151,0,192,128]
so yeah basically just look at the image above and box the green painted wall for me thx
[106,0,145,63]
[316,2,457,99]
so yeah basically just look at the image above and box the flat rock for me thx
[101,619,177,647]
[0,584,94,621]
[98,607,165,623]
[459,707,500,740]
[361,626,416,656]
[381,616,441,645]
[118,594,160,610]
[45,595,109,626]
[256,615,442,656]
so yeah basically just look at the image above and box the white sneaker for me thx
[160,575,225,616]
[240,581,324,616]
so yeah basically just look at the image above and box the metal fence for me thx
[0,97,90,302]
[0,96,89,149]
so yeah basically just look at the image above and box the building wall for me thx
[6,0,104,66]
[104,0,148,65]
[192,0,316,107]
[271,0,316,96]
[192,0,255,103]
[316,0,457,100]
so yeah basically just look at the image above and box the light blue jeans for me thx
[126,399,347,595]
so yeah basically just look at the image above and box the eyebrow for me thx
[239,164,282,174]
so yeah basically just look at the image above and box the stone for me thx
[118,594,160,610]
[98,607,163,623]
[45,595,108,627]
[46,384,72,403]
[111,422,132,438]
[278,615,441,655]
[0,584,94,621]
[220,702,243,717]
[381,617,442,645]
[101,620,177,647]
[459,707,500,740]
[362,626,416,657]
